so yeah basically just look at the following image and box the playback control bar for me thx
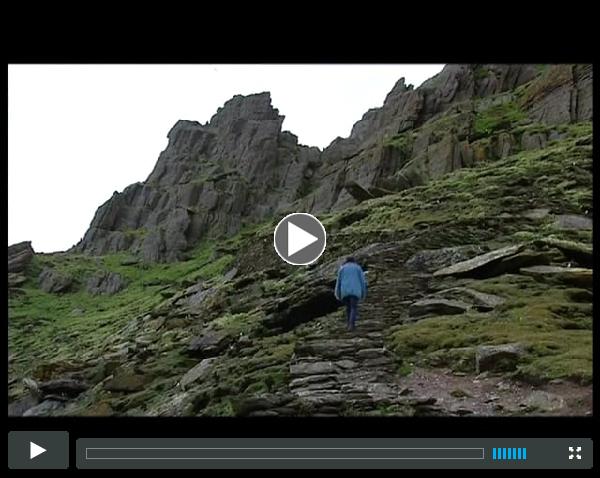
[76,438,593,469]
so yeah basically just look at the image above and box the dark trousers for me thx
[343,295,359,330]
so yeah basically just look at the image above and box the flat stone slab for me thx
[433,244,524,277]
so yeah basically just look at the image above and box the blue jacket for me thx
[335,261,367,301]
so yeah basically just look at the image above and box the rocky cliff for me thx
[8,64,593,417]
[73,64,592,262]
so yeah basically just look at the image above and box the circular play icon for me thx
[273,213,327,265]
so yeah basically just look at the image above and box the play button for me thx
[274,213,326,265]
[30,442,46,459]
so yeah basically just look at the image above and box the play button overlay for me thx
[8,431,69,469]
[274,213,326,265]
[30,441,46,459]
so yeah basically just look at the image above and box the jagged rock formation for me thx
[73,93,320,262]
[72,64,593,262]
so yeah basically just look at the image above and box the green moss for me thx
[387,274,592,384]
[473,101,527,139]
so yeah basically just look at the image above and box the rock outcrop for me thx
[72,64,593,262]
[8,241,34,273]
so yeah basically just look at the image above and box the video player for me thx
[7,61,595,472]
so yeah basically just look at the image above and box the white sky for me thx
[8,64,445,253]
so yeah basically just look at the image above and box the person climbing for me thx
[334,257,367,331]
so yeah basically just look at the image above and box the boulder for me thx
[476,343,526,373]
[86,272,127,295]
[186,330,231,358]
[38,267,73,293]
[180,358,218,390]
[8,241,34,273]
[519,265,592,288]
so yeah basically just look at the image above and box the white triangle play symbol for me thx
[287,221,318,257]
[30,441,46,459]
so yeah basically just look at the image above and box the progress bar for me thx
[85,447,484,461]
[76,438,593,469]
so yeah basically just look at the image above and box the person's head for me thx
[345,257,356,263]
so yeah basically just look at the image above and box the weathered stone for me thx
[409,298,470,317]
[8,241,34,273]
[38,267,73,293]
[86,271,127,295]
[433,244,525,278]
[186,330,231,358]
[552,214,593,230]
[180,358,217,390]
[519,265,592,288]
[476,343,526,373]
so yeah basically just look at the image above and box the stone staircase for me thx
[287,248,439,415]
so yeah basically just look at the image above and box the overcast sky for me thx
[8,64,445,253]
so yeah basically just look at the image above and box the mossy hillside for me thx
[8,240,234,382]
[340,124,591,239]
[387,273,592,384]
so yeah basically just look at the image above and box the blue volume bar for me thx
[523,448,526,460]
[518,448,522,460]
[503,448,506,459]
[493,448,497,460]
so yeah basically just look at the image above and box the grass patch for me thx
[387,273,592,384]
[473,101,527,139]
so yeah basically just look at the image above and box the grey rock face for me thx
[86,272,127,295]
[74,92,320,262]
[38,267,73,293]
[8,241,34,273]
[72,64,592,262]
